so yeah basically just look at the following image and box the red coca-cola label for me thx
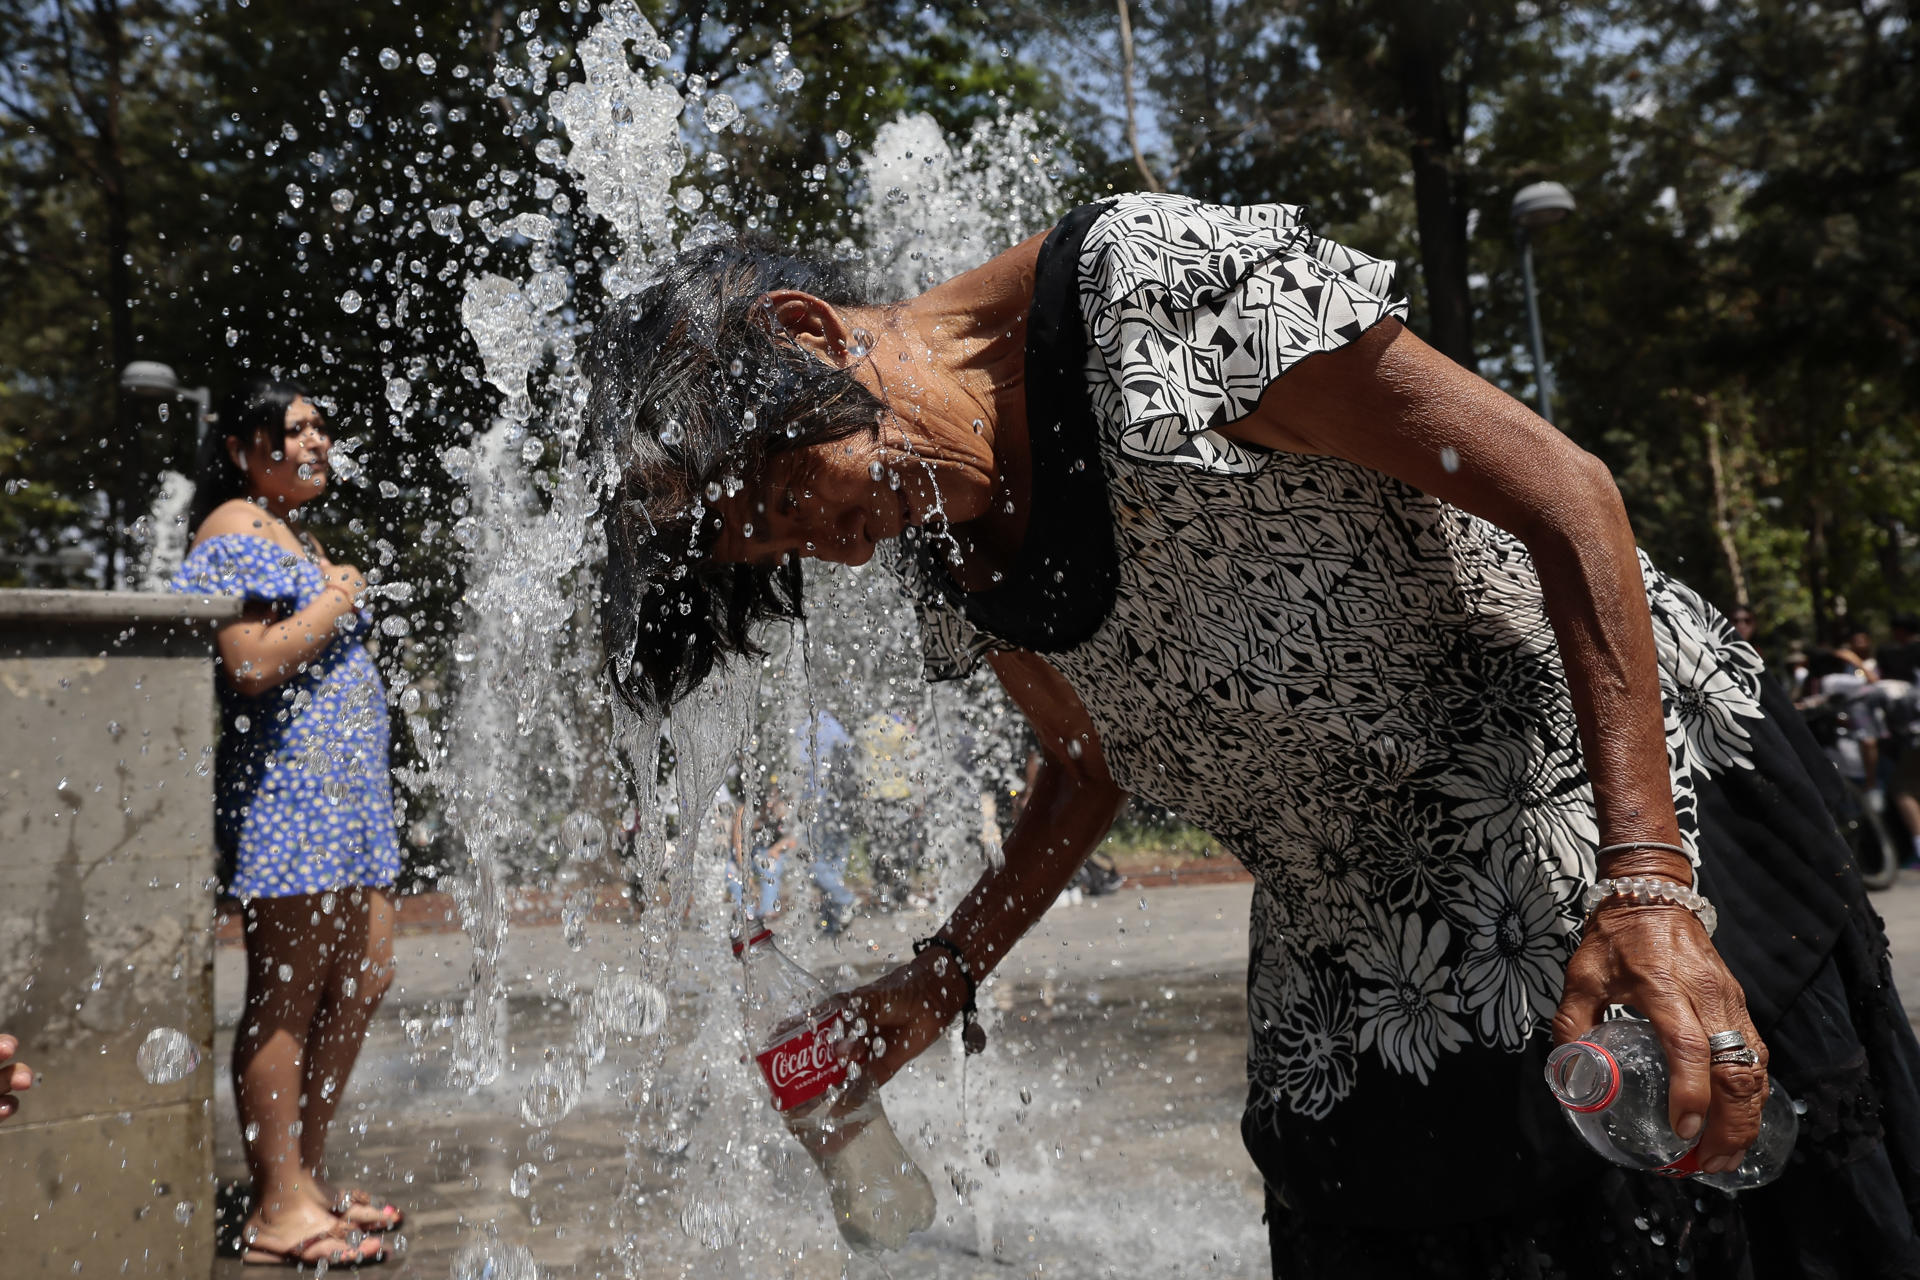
[1652,1145,1706,1178]
[754,1010,847,1112]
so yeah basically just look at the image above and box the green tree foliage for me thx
[2,0,1915,658]
[1010,0,1918,647]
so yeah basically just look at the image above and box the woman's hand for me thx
[324,563,367,608]
[1552,900,1769,1175]
[0,1034,34,1122]
[832,949,970,1089]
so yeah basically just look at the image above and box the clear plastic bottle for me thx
[1545,1016,1798,1191]
[735,927,936,1251]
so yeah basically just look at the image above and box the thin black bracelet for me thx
[914,935,985,1054]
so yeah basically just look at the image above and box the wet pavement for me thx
[209,882,1268,1278]
[206,869,1920,1278]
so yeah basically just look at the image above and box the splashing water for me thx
[135,1027,200,1085]
[149,0,1085,1267]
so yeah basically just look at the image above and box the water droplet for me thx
[983,1148,1000,1168]
[519,1051,582,1126]
[562,888,593,951]
[330,188,354,213]
[535,137,562,166]
[347,107,366,127]
[560,811,607,862]
[174,1200,194,1225]
[341,976,357,999]
[1439,445,1460,473]
[674,186,704,212]
[386,377,411,413]
[868,460,885,482]
[849,328,873,358]
[740,408,757,431]
[136,1028,200,1085]
[285,183,305,209]
[679,1195,742,1250]
[380,615,411,637]
[244,1122,260,1142]
[415,52,436,74]
[702,94,741,132]
[1066,738,1084,760]
[338,290,362,315]
[593,974,667,1037]
[399,687,422,714]
[658,419,684,447]
[428,204,462,239]
[521,437,544,464]
[449,1241,537,1280]
[509,1162,537,1198]
[320,891,336,913]
[1019,1087,1032,1105]
[705,481,722,502]
[377,47,400,70]
[277,964,294,982]
[777,65,804,93]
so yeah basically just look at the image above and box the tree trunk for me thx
[93,0,138,586]
[1701,414,1749,607]
[1386,8,1475,366]
[1808,502,1830,643]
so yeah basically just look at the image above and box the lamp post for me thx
[1510,181,1576,424]
[119,361,214,439]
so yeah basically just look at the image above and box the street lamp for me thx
[119,361,214,439]
[1511,181,1576,424]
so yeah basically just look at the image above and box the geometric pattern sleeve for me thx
[1079,192,1410,476]
[881,542,1010,683]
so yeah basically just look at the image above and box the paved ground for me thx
[209,881,1267,1279]
[205,870,1920,1279]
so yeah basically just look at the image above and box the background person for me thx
[171,379,399,1267]
[591,194,1920,1277]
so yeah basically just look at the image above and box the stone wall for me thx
[0,590,239,1277]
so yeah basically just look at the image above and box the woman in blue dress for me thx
[171,380,402,1267]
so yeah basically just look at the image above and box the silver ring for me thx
[1707,1030,1749,1053]
[1712,1047,1761,1068]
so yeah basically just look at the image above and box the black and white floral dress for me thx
[899,194,1920,1273]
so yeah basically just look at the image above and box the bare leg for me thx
[233,894,381,1263]
[300,888,398,1221]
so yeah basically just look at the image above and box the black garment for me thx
[1880,642,1920,685]
[898,195,1920,1275]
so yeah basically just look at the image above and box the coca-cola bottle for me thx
[1545,1016,1799,1191]
[735,927,936,1251]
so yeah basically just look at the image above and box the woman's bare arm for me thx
[843,650,1128,1086]
[192,505,365,696]
[1221,317,1767,1174]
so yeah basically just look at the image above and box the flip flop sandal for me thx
[242,1230,388,1268]
[332,1188,405,1230]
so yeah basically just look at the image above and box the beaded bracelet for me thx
[1582,875,1718,938]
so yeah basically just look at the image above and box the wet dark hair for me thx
[586,237,887,711]
[186,378,314,532]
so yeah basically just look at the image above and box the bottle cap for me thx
[730,926,773,956]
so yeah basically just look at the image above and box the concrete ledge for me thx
[0,588,242,625]
[0,588,223,1277]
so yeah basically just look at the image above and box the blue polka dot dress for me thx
[171,534,402,899]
